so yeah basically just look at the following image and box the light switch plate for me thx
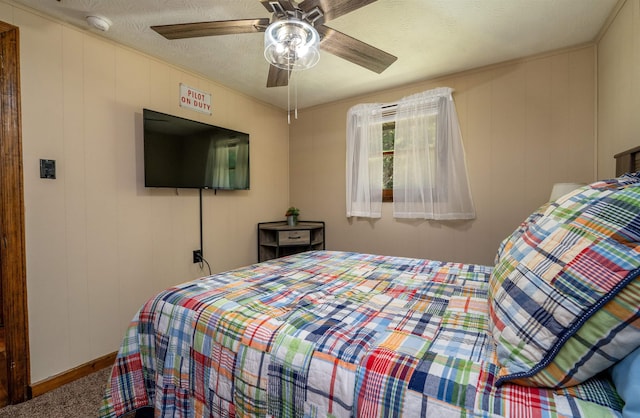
[39,159,56,179]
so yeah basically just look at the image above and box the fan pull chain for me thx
[294,74,298,119]
[284,54,302,124]
[287,56,291,124]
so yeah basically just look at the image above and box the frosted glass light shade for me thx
[549,182,586,201]
[264,18,320,71]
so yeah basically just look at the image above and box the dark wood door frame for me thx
[0,21,30,404]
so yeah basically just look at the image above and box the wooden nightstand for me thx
[257,221,325,262]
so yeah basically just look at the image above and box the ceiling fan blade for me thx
[317,26,397,74]
[298,0,377,22]
[260,0,297,15]
[151,19,269,40]
[267,65,289,88]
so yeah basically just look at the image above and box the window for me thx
[382,114,438,202]
[382,122,394,202]
[347,87,475,220]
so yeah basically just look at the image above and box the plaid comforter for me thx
[100,251,622,417]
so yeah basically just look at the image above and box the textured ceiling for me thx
[10,0,617,110]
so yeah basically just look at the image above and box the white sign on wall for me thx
[179,83,212,115]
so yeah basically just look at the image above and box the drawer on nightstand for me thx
[278,230,310,245]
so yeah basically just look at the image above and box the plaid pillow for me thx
[489,173,640,388]
[494,201,551,265]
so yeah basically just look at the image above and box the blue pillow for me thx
[611,346,640,418]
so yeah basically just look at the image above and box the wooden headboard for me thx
[614,146,640,176]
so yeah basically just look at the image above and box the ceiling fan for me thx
[150,0,397,88]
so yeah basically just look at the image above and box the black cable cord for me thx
[199,255,212,276]
[196,188,212,276]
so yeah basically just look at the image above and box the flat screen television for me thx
[143,109,250,190]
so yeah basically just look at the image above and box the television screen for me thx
[143,109,250,190]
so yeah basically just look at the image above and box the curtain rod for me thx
[380,87,456,110]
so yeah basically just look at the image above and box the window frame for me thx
[381,109,441,203]
[382,121,395,202]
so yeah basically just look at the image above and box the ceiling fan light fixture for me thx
[264,18,320,71]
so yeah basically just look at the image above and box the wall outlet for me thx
[193,249,202,263]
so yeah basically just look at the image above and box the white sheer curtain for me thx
[205,139,230,188]
[234,141,249,189]
[393,87,475,219]
[346,103,384,218]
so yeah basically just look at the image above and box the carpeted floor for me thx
[0,367,111,418]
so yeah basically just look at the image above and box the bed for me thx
[100,171,640,417]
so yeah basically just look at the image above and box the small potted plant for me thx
[285,206,300,226]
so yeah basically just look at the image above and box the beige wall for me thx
[4,0,631,387]
[597,0,640,177]
[0,4,289,383]
[290,46,596,266]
